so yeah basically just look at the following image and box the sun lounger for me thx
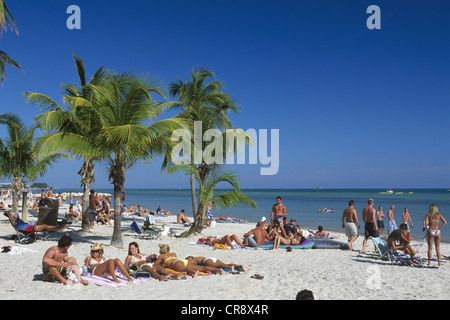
[130,217,165,240]
[3,212,36,244]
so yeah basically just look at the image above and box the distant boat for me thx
[317,208,335,213]
[379,189,394,195]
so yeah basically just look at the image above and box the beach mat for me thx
[188,242,254,250]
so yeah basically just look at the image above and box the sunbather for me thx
[272,233,306,249]
[205,234,246,249]
[84,243,135,284]
[154,244,225,278]
[186,256,248,273]
[124,242,186,281]
[5,212,66,236]
[42,235,88,286]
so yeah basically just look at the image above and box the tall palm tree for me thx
[0,114,69,220]
[167,68,240,218]
[0,0,22,84]
[90,73,185,247]
[25,53,108,232]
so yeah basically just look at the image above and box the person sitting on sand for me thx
[267,219,287,240]
[386,230,419,266]
[398,223,416,258]
[186,256,248,273]
[315,225,330,238]
[42,235,88,286]
[205,234,247,250]
[84,243,135,284]
[177,209,192,225]
[5,212,66,236]
[124,242,186,281]
[65,204,80,224]
[154,244,225,278]
[156,205,171,216]
[243,221,271,247]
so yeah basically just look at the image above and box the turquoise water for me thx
[51,188,450,242]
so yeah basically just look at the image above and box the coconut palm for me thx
[168,163,257,235]
[166,68,255,234]
[25,53,108,232]
[0,114,69,220]
[167,68,240,217]
[90,73,185,247]
[0,0,22,84]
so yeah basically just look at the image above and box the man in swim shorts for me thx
[270,196,287,223]
[388,205,397,235]
[42,235,88,285]
[243,221,270,247]
[341,200,360,251]
[362,198,379,254]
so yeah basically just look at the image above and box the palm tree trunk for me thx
[110,182,123,248]
[81,185,90,232]
[190,173,197,215]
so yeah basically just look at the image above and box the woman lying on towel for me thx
[154,244,226,278]
[186,256,248,273]
[84,243,135,284]
[124,242,187,281]
[205,234,247,250]
[272,233,306,250]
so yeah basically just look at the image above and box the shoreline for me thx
[1,213,449,300]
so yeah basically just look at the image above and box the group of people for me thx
[342,199,447,266]
[41,236,248,286]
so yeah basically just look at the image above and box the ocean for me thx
[50,188,450,243]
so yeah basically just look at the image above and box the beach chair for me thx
[130,217,164,240]
[3,212,36,244]
[142,215,164,240]
[370,236,392,262]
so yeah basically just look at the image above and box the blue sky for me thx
[0,0,449,189]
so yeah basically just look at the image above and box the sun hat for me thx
[90,243,104,254]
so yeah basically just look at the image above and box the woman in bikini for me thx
[423,204,447,266]
[272,232,305,249]
[204,234,247,249]
[84,243,135,284]
[185,256,248,273]
[124,242,186,281]
[154,244,225,278]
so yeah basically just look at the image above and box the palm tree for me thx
[0,0,22,84]
[25,53,108,232]
[167,68,240,218]
[90,73,185,247]
[166,68,255,234]
[0,114,69,220]
[168,163,257,235]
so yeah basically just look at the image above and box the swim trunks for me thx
[388,220,397,232]
[42,265,67,283]
[244,235,258,247]
[345,222,358,238]
[364,222,378,238]
[377,220,385,230]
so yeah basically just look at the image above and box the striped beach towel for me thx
[81,271,151,287]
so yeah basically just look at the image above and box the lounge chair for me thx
[130,216,164,240]
[3,212,36,244]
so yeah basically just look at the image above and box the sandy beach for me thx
[0,212,449,301]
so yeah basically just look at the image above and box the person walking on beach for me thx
[42,235,88,286]
[341,200,360,251]
[388,205,397,235]
[361,199,378,254]
[88,189,99,229]
[270,196,287,223]
[423,204,447,267]
[376,206,385,235]
[402,208,414,230]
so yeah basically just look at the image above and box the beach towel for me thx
[6,246,38,255]
[188,242,254,250]
[81,270,150,287]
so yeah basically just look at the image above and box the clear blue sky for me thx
[0,0,449,189]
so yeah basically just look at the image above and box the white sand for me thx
[0,213,449,300]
